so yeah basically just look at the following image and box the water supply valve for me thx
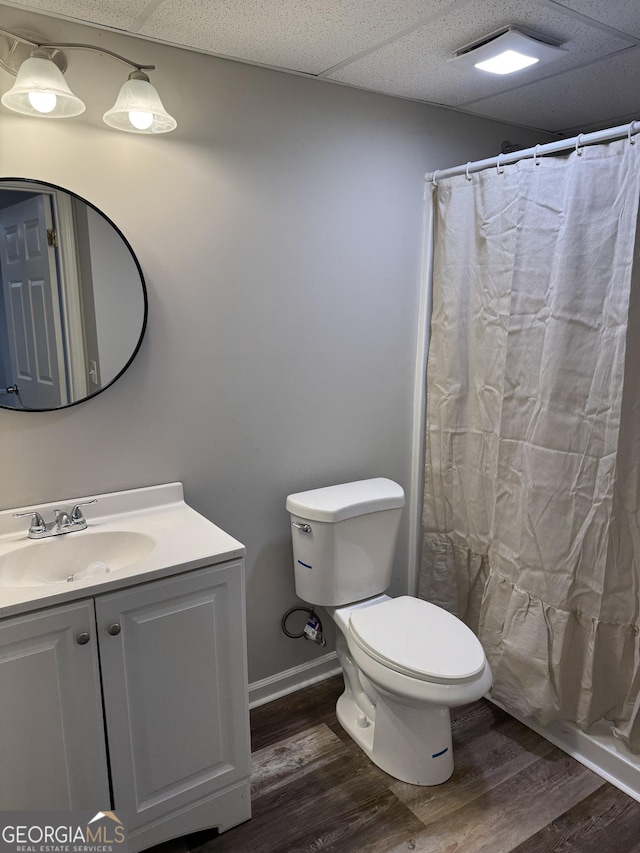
[281,606,327,647]
[303,614,326,646]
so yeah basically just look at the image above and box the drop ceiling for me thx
[2,0,639,135]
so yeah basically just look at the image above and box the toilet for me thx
[286,477,492,786]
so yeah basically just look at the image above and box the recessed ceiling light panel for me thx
[475,49,538,75]
[451,27,566,76]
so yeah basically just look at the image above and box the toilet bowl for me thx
[286,478,492,786]
[328,594,492,785]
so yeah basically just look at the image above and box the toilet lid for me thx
[348,596,486,684]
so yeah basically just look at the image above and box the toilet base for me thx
[333,643,454,786]
[336,686,453,785]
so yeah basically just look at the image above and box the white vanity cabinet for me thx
[0,559,251,852]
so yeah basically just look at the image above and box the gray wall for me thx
[85,205,145,382]
[0,5,545,683]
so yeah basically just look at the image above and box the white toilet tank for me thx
[286,478,405,606]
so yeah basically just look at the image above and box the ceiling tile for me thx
[137,0,458,75]
[548,0,640,39]
[461,47,640,132]
[8,0,147,31]
[327,0,631,104]
[2,0,638,134]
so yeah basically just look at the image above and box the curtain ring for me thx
[432,170,439,187]
[496,153,504,174]
[575,133,583,156]
[465,162,472,181]
[534,144,541,166]
[629,123,636,145]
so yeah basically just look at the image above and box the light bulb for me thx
[28,90,57,113]
[474,49,539,74]
[128,110,153,130]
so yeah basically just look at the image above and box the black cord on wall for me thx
[281,606,326,646]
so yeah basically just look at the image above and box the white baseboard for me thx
[248,652,341,709]
[491,698,640,803]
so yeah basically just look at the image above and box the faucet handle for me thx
[70,499,97,525]
[13,510,46,535]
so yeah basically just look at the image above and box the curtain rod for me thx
[425,119,640,184]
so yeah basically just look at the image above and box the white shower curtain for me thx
[420,137,640,750]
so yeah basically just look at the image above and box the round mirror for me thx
[0,178,147,411]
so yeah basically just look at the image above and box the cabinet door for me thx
[96,562,251,834]
[0,600,111,809]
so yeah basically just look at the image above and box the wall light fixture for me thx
[452,27,566,76]
[0,28,177,134]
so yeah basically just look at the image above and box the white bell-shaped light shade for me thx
[1,52,85,118]
[103,71,176,134]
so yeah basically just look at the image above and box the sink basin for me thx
[0,531,156,588]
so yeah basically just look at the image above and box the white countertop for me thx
[0,482,245,618]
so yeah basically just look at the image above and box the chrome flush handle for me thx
[292,521,312,533]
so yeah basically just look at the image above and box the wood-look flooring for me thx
[153,675,640,853]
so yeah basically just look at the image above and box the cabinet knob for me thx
[76,632,91,645]
[107,623,121,636]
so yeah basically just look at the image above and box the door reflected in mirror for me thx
[0,178,147,411]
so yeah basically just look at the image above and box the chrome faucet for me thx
[14,499,97,539]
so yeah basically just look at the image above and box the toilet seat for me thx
[348,596,486,684]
